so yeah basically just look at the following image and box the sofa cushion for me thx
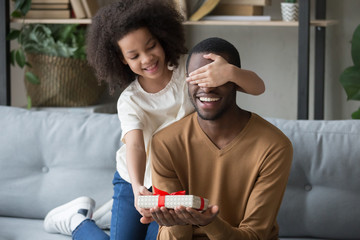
[0,107,121,219]
[0,216,110,239]
[267,118,360,239]
[0,217,71,240]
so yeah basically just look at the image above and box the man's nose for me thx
[200,86,215,93]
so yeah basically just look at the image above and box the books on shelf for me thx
[202,15,271,21]
[188,0,272,21]
[24,0,97,19]
[173,0,187,20]
[219,0,271,6]
[189,0,221,21]
[32,0,70,3]
[70,0,86,18]
[31,3,69,9]
[24,0,71,19]
[25,9,71,19]
[211,4,264,15]
[81,0,99,18]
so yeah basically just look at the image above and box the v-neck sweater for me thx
[151,112,293,240]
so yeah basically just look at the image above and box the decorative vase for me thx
[281,2,299,22]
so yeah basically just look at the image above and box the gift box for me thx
[138,195,209,210]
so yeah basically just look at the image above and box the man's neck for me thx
[197,108,251,150]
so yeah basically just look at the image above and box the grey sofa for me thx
[0,106,359,240]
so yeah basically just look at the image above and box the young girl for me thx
[43,0,265,239]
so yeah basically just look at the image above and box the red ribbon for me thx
[199,197,205,210]
[153,186,185,207]
[153,187,206,210]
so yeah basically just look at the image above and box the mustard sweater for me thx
[151,112,293,240]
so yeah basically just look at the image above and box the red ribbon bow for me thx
[153,187,206,210]
[153,186,185,207]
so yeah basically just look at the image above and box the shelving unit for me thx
[10,18,336,27]
[0,0,332,119]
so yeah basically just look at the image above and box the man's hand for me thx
[150,205,219,227]
[186,53,232,88]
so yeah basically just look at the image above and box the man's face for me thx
[187,53,237,121]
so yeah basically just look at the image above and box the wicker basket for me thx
[24,53,105,107]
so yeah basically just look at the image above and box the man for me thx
[145,37,293,239]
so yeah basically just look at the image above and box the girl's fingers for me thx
[202,53,217,61]
[188,65,209,77]
[187,72,207,82]
[197,83,209,87]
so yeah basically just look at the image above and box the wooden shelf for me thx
[11,18,92,24]
[185,20,337,27]
[11,18,337,27]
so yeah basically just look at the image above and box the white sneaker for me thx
[93,199,113,229]
[44,196,95,236]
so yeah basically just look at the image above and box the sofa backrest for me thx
[0,106,121,219]
[267,118,360,239]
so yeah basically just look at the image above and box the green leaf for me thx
[351,24,360,67]
[10,50,17,66]
[13,24,87,59]
[20,0,32,15]
[11,10,22,18]
[351,108,360,119]
[15,49,26,68]
[58,25,77,42]
[7,29,21,40]
[25,71,40,85]
[27,95,32,109]
[14,0,26,11]
[340,66,360,100]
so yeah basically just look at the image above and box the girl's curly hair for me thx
[86,0,187,94]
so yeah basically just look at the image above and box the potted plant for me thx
[281,0,298,22]
[7,0,104,108]
[340,24,360,119]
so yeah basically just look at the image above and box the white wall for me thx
[10,0,360,120]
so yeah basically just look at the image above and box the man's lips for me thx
[199,97,220,102]
[196,95,221,109]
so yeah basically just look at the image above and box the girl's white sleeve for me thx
[117,95,144,142]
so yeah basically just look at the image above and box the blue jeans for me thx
[72,172,158,240]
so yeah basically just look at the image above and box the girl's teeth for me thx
[199,97,220,102]
[146,64,156,70]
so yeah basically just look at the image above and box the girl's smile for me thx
[143,61,159,73]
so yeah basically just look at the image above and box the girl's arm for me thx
[186,53,265,95]
[123,129,152,216]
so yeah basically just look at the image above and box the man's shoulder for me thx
[252,113,292,147]
[153,113,195,140]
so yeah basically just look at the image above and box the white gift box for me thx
[138,195,209,210]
